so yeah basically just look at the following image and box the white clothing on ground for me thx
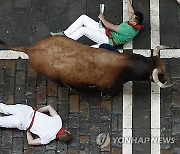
[0,103,62,145]
[30,112,62,144]
[64,14,109,47]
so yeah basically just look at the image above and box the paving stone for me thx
[16,59,26,71]
[79,143,89,153]
[68,128,79,147]
[132,94,151,111]
[68,147,79,154]
[70,95,79,113]
[27,97,37,108]
[112,147,122,154]
[161,149,171,154]
[2,129,13,149]
[15,85,26,102]
[133,81,151,94]
[26,76,36,93]
[69,113,79,128]
[171,148,180,154]
[5,60,15,76]
[27,65,37,77]
[172,123,180,135]
[45,150,56,154]
[31,0,50,21]
[112,93,123,114]
[172,91,180,107]
[57,102,69,120]
[34,145,46,154]
[111,131,122,147]
[13,137,24,154]
[133,129,151,138]
[101,122,111,133]
[172,108,180,122]
[89,91,101,108]
[160,90,172,117]
[37,74,47,86]
[0,60,5,68]
[4,95,14,104]
[37,85,47,104]
[0,69,4,84]
[14,0,31,8]
[0,84,4,102]
[80,135,89,143]
[161,116,172,127]
[56,141,67,154]
[47,96,58,111]
[13,129,23,137]
[16,71,26,85]
[171,63,180,78]
[133,143,151,154]
[79,121,90,134]
[79,101,89,121]
[46,140,56,151]
[90,108,100,126]
[47,80,57,96]
[58,86,69,101]
[101,101,111,117]
[4,77,14,94]
[133,110,151,128]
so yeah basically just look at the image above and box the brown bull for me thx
[0,35,174,92]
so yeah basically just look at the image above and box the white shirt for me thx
[30,112,62,144]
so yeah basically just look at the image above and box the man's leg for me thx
[0,103,31,115]
[64,14,100,37]
[0,115,20,128]
[67,26,109,44]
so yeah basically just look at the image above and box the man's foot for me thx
[50,32,64,36]
[50,29,65,36]
[177,0,180,4]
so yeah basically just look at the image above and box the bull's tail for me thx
[0,39,29,54]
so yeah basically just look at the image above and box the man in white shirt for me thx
[0,103,73,145]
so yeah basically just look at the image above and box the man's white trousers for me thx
[0,103,33,130]
[64,14,109,47]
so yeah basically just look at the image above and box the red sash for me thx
[27,108,37,130]
[105,27,117,46]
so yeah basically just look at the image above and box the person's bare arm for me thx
[127,0,135,19]
[26,130,41,145]
[98,13,118,32]
[37,105,58,117]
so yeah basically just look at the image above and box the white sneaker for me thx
[50,32,62,36]
[177,0,180,4]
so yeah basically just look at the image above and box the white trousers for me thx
[0,103,33,130]
[64,14,109,48]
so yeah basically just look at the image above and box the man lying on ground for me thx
[0,103,73,145]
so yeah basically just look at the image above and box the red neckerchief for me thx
[56,127,65,139]
[128,22,143,30]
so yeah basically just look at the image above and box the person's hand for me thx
[98,12,105,21]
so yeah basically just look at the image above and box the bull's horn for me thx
[152,69,174,88]
[153,45,170,57]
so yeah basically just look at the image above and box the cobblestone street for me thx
[0,0,180,154]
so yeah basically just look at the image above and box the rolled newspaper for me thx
[99,4,105,27]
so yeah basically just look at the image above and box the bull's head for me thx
[151,45,175,88]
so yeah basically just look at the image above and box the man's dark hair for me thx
[58,131,73,144]
[134,11,144,24]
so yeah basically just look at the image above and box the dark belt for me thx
[27,108,37,130]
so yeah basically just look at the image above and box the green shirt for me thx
[108,21,139,46]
